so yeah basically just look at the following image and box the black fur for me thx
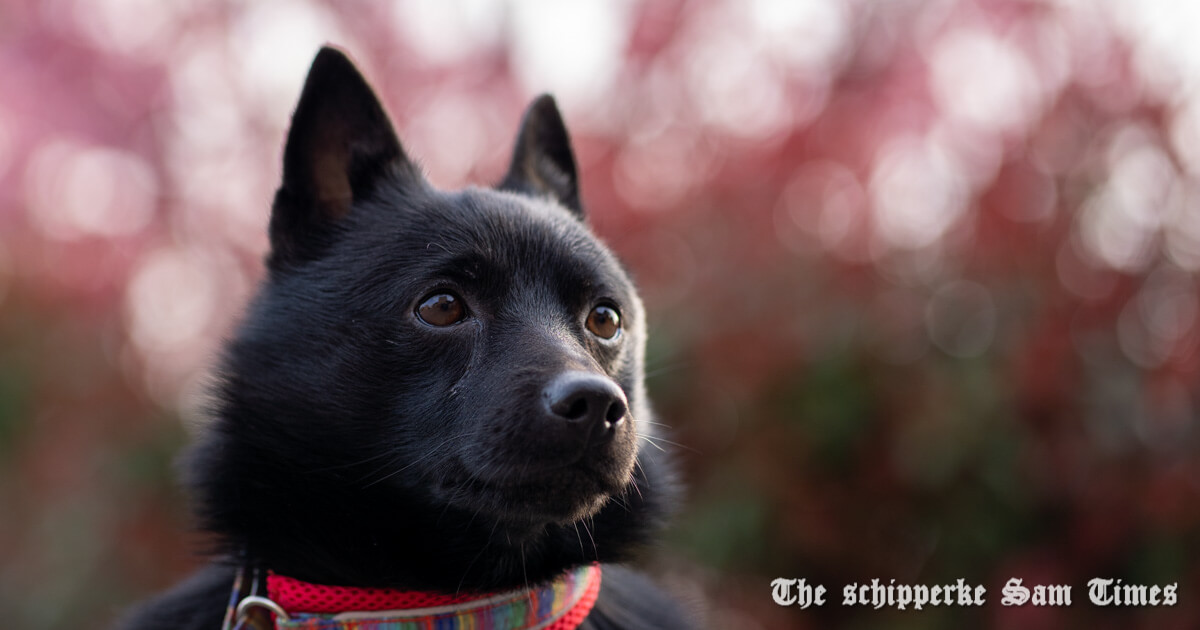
[117,47,689,629]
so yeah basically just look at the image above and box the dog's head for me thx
[191,48,672,588]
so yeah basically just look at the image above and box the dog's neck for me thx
[235,564,601,630]
[190,425,676,593]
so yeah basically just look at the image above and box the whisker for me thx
[306,449,397,473]
[572,522,585,557]
[520,543,529,591]
[360,428,486,488]
[638,432,699,454]
[589,517,599,556]
[643,361,688,380]
[581,517,598,559]
[630,459,647,497]
[454,520,499,596]
[637,433,666,453]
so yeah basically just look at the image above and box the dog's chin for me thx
[435,460,635,526]
[494,488,612,525]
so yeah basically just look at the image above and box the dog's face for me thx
[192,49,669,589]
[301,185,646,526]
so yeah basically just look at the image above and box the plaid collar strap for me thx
[259,564,601,630]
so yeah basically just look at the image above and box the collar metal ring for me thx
[236,595,291,623]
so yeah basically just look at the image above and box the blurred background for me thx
[2,0,1199,628]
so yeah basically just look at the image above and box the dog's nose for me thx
[543,371,628,444]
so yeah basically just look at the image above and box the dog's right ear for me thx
[268,47,418,270]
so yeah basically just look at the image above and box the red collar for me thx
[233,564,601,630]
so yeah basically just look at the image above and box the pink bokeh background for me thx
[1,1,1199,628]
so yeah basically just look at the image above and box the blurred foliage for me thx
[3,0,1200,629]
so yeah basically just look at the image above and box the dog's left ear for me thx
[499,95,583,218]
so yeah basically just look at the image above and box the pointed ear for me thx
[498,95,582,218]
[269,47,417,269]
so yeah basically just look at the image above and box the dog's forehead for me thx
[393,187,619,275]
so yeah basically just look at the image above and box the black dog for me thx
[117,48,689,630]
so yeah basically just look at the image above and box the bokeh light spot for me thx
[749,0,849,73]
[929,28,1044,135]
[509,0,629,109]
[233,0,351,121]
[685,31,793,140]
[776,161,866,257]
[25,140,157,241]
[1117,266,1199,368]
[1163,181,1200,271]
[72,0,190,56]
[392,0,502,65]
[125,248,220,354]
[406,93,490,186]
[870,134,969,250]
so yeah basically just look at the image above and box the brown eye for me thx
[586,304,621,340]
[417,293,466,327]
